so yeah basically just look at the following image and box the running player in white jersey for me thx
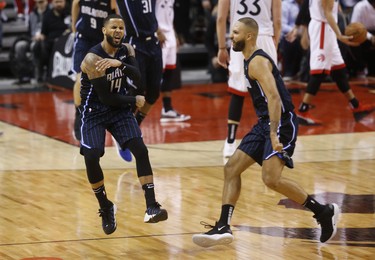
[216,0,281,160]
[296,0,375,125]
[155,0,191,123]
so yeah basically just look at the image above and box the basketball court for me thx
[0,77,374,259]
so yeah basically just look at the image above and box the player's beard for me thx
[232,39,245,52]
[106,34,123,48]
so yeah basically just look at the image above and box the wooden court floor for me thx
[0,78,374,259]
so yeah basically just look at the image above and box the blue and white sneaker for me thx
[112,136,132,162]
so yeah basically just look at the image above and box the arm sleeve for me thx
[91,76,136,107]
[204,15,218,58]
[120,56,141,83]
[295,0,310,26]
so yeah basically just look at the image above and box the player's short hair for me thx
[238,17,259,35]
[103,14,125,26]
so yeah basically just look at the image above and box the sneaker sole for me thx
[353,109,375,121]
[144,210,168,223]
[192,233,234,248]
[223,152,235,158]
[322,203,340,243]
[160,115,191,123]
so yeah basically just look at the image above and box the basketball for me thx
[344,22,367,44]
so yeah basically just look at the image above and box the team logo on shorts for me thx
[317,54,325,62]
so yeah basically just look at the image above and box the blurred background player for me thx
[116,0,163,126]
[156,0,191,123]
[279,0,304,81]
[216,0,281,160]
[40,0,70,78]
[347,0,375,78]
[71,0,118,141]
[296,0,375,125]
[204,1,230,83]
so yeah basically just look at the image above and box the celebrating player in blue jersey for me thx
[80,14,168,235]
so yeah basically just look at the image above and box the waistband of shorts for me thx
[258,112,294,121]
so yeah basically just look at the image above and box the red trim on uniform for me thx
[310,69,331,75]
[331,64,346,71]
[227,87,247,96]
[320,22,325,49]
[165,64,176,70]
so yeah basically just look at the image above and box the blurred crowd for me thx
[0,0,374,83]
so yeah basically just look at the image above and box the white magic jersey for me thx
[309,0,338,23]
[230,0,274,36]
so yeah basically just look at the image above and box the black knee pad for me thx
[82,147,104,184]
[306,74,325,96]
[330,68,350,93]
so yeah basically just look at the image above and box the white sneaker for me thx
[223,139,237,158]
[160,108,191,123]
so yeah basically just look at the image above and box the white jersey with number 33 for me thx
[230,0,274,36]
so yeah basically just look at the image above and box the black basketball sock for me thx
[218,204,235,226]
[303,195,326,215]
[93,185,111,209]
[227,124,238,143]
[162,97,172,111]
[142,183,156,208]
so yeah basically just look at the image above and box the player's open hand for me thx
[95,58,121,72]
[285,27,298,43]
[337,35,361,47]
[135,95,145,108]
[217,48,230,69]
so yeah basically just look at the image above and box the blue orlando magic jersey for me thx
[244,49,295,118]
[116,0,158,38]
[81,43,133,107]
[75,0,115,42]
